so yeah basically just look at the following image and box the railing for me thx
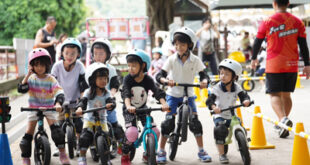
[0,46,17,81]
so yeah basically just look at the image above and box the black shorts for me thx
[265,73,297,93]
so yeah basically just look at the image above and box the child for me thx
[206,59,251,164]
[51,37,87,156]
[76,62,116,165]
[90,38,124,154]
[156,27,211,163]
[150,47,164,80]
[121,49,169,165]
[18,48,70,165]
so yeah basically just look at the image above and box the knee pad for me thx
[214,124,229,144]
[161,115,175,137]
[50,124,65,148]
[125,126,138,143]
[112,122,124,141]
[20,134,33,158]
[74,118,83,134]
[189,115,203,137]
[79,129,93,150]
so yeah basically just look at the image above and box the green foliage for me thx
[0,0,87,45]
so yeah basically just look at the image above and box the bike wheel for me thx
[34,136,51,165]
[241,80,255,92]
[129,145,136,161]
[97,135,109,165]
[181,106,189,142]
[90,145,99,162]
[147,135,156,165]
[168,133,179,161]
[110,138,118,159]
[66,126,75,159]
[235,131,251,165]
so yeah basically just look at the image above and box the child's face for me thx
[63,47,79,65]
[127,61,141,76]
[219,68,233,84]
[93,48,107,63]
[32,62,46,76]
[153,53,160,60]
[96,76,108,89]
[174,40,188,56]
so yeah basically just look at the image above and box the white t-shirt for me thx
[51,60,85,102]
[210,82,243,119]
[162,52,205,97]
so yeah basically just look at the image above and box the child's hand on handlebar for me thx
[76,107,83,116]
[166,79,175,87]
[161,103,170,112]
[106,103,114,110]
[55,103,62,112]
[213,106,221,114]
[243,100,251,107]
[127,106,136,114]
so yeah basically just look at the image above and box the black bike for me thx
[166,83,201,161]
[21,107,56,165]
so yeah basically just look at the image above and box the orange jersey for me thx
[257,12,306,73]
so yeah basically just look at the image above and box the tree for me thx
[0,0,86,45]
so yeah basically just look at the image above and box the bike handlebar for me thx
[21,107,56,112]
[135,107,168,113]
[210,101,254,115]
[164,82,201,88]
[79,103,116,114]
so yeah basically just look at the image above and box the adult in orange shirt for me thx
[251,0,310,138]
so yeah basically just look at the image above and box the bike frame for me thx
[34,110,49,142]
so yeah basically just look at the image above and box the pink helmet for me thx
[28,48,52,65]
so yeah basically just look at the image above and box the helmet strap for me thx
[177,50,190,60]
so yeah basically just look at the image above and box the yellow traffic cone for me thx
[291,122,310,165]
[194,77,201,102]
[198,88,208,108]
[295,75,304,88]
[249,106,275,149]
[236,107,250,131]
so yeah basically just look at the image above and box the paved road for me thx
[5,80,310,165]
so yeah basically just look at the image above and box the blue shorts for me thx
[166,95,197,115]
[107,109,117,124]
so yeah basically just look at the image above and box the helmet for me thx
[218,59,242,76]
[126,49,151,72]
[91,38,113,60]
[228,51,246,63]
[85,62,109,86]
[152,47,162,55]
[28,48,52,65]
[173,27,197,50]
[61,38,82,58]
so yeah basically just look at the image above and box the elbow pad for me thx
[106,97,116,110]
[55,94,65,105]
[156,70,167,84]
[79,74,89,93]
[238,91,250,103]
[18,83,29,93]
[206,94,216,110]
[77,97,88,110]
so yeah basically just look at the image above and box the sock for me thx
[198,147,204,152]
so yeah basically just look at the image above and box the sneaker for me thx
[121,155,131,165]
[59,152,71,165]
[219,154,229,164]
[198,149,212,162]
[156,150,167,164]
[279,117,293,138]
[22,157,30,165]
[142,152,148,163]
[76,146,80,157]
[78,157,87,165]
[53,148,60,157]
[117,145,123,155]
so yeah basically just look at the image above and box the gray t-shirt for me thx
[51,60,85,102]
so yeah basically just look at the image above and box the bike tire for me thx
[90,145,99,162]
[181,106,189,142]
[66,126,75,159]
[108,123,118,159]
[97,135,109,165]
[34,136,51,165]
[147,135,156,165]
[241,80,255,92]
[168,134,179,161]
[235,131,251,165]
[129,145,136,161]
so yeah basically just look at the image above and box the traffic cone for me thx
[0,134,13,165]
[295,75,303,88]
[236,107,250,131]
[249,106,275,149]
[291,122,310,165]
[198,88,208,108]
[194,77,201,102]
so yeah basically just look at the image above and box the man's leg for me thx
[281,92,292,117]
[270,92,285,120]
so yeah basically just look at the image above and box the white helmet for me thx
[91,38,113,60]
[219,59,242,76]
[173,27,197,50]
[85,62,109,86]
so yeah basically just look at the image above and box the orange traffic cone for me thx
[194,77,201,102]
[295,75,303,88]
[249,106,275,149]
[236,107,250,131]
[198,88,208,108]
[291,122,310,165]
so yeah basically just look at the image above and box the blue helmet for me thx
[126,49,151,72]
[152,47,162,55]
[61,38,82,58]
